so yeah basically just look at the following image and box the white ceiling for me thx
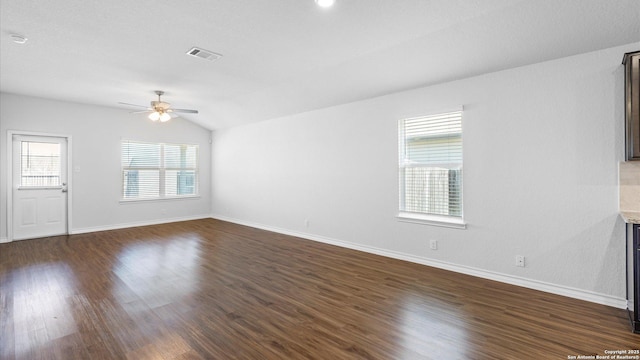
[1,0,639,130]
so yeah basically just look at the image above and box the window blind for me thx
[399,110,463,218]
[121,140,198,200]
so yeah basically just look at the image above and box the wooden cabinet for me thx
[628,223,640,333]
[624,51,640,161]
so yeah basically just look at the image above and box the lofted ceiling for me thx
[1,0,639,130]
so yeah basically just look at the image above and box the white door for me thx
[12,135,68,240]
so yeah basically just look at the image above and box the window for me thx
[121,140,198,200]
[398,110,464,227]
[20,141,61,187]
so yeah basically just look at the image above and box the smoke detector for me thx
[186,47,222,61]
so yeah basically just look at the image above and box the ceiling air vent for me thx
[186,47,222,61]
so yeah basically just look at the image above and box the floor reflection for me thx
[112,236,202,310]
[397,292,468,359]
[8,262,78,358]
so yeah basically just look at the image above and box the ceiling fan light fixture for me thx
[159,112,171,122]
[315,0,335,7]
[122,90,197,123]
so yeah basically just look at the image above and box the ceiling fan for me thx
[119,90,198,122]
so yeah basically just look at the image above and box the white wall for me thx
[1,93,212,239]
[212,42,640,307]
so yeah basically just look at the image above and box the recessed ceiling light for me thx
[315,0,335,8]
[11,34,28,44]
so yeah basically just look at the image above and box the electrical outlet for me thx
[429,240,438,250]
[516,255,525,267]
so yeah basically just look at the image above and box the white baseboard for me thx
[0,237,8,244]
[70,214,211,235]
[211,214,628,309]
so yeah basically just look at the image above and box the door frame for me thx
[6,130,73,242]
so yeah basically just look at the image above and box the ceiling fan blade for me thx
[170,108,199,114]
[118,102,149,108]
[130,110,152,114]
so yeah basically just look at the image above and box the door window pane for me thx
[20,141,61,187]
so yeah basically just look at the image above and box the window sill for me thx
[120,195,201,204]
[397,212,467,229]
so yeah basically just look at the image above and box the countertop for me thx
[621,211,640,224]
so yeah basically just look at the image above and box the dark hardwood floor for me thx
[1,219,638,359]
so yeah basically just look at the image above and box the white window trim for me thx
[397,212,467,229]
[119,195,201,204]
[121,140,199,201]
[397,107,465,228]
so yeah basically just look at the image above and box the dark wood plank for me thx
[0,218,638,359]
